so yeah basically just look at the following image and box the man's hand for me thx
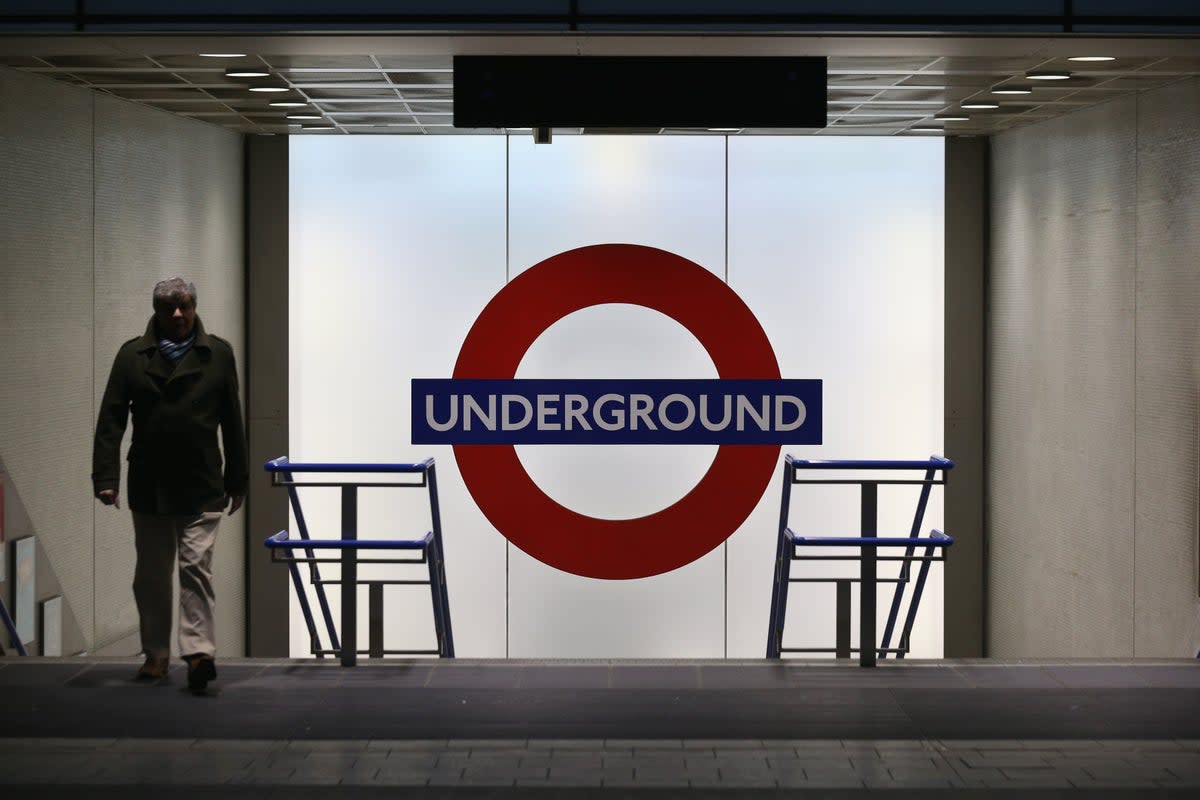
[96,489,121,509]
[226,494,245,516]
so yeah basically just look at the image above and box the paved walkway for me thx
[3,657,1200,795]
[3,736,1200,792]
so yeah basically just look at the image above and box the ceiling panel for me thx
[101,86,211,100]
[405,100,454,113]
[303,86,400,99]
[40,54,156,69]
[263,54,379,69]
[286,71,391,84]
[2,33,1197,136]
[317,100,412,112]
[0,55,49,67]
[66,70,185,85]
[150,54,267,69]
[384,70,452,85]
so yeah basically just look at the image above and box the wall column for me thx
[944,135,987,657]
[245,135,290,656]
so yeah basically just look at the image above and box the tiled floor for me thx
[2,656,1200,796]
[2,736,1200,793]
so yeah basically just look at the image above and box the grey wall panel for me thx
[944,137,987,657]
[245,135,290,656]
[1133,77,1200,657]
[0,68,95,656]
[990,98,1138,657]
[92,95,244,655]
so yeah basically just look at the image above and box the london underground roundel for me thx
[411,243,822,579]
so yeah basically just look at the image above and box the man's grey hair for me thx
[153,277,197,306]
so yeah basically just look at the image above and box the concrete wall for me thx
[0,67,245,657]
[989,77,1200,657]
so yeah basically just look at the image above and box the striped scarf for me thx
[158,332,196,364]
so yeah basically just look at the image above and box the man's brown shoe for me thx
[135,656,169,680]
[186,654,217,695]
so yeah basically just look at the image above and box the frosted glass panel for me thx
[508,135,726,278]
[507,136,728,657]
[290,136,508,657]
[725,137,946,658]
[289,134,944,659]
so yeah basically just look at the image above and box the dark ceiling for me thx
[2,3,1198,136]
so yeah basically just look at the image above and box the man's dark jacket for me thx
[92,315,249,514]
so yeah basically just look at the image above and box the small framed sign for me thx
[41,595,63,656]
[15,536,35,645]
[0,478,6,582]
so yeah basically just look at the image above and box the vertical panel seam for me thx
[505,134,511,659]
[242,136,252,655]
[981,137,992,658]
[723,133,729,660]
[1132,94,1139,658]
[91,90,97,655]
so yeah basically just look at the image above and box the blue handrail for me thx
[266,529,434,550]
[262,455,454,665]
[767,455,954,666]
[787,531,955,547]
[787,456,955,471]
[265,456,434,473]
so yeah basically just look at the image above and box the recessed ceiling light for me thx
[249,85,290,93]
[269,100,307,108]
[1068,56,1115,62]
[961,101,1000,110]
[1027,70,1072,80]
[935,114,970,122]
[992,85,1033,95]
[198,53,247,58]
[286,113,322,120]
[225,67,269,78]
[709,128,741,132]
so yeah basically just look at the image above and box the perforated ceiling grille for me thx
[2,36,1198,136]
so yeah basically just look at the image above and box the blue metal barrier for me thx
[263,456,454,666]
[766,455,954,667]
[0,594,27,656]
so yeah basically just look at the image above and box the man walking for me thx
[92,278,247,694]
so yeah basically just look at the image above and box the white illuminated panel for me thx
[507,136,728,657]
[725,137,945,659]
[289,134,945,660]
[290,136,508,657]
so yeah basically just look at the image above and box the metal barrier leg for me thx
[285,551,324,658]
[368,582,384,659]
[0,596,27,656]
[426,464,454,658]
[341,485,358,667]
[426,541,448,657]
[835,579,852,659]
[897,541,940,659]
[879,465,936,659]
[284,473,340,654]
[436,556,454,658]
[859,482,877,668]
[766,465,793,658]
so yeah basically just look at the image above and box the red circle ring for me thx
[453,243,781,579]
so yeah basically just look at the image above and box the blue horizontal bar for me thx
[786,455,955,471]
[265,530,433,550]
[787,529,953,547]
[264,456,434,473]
